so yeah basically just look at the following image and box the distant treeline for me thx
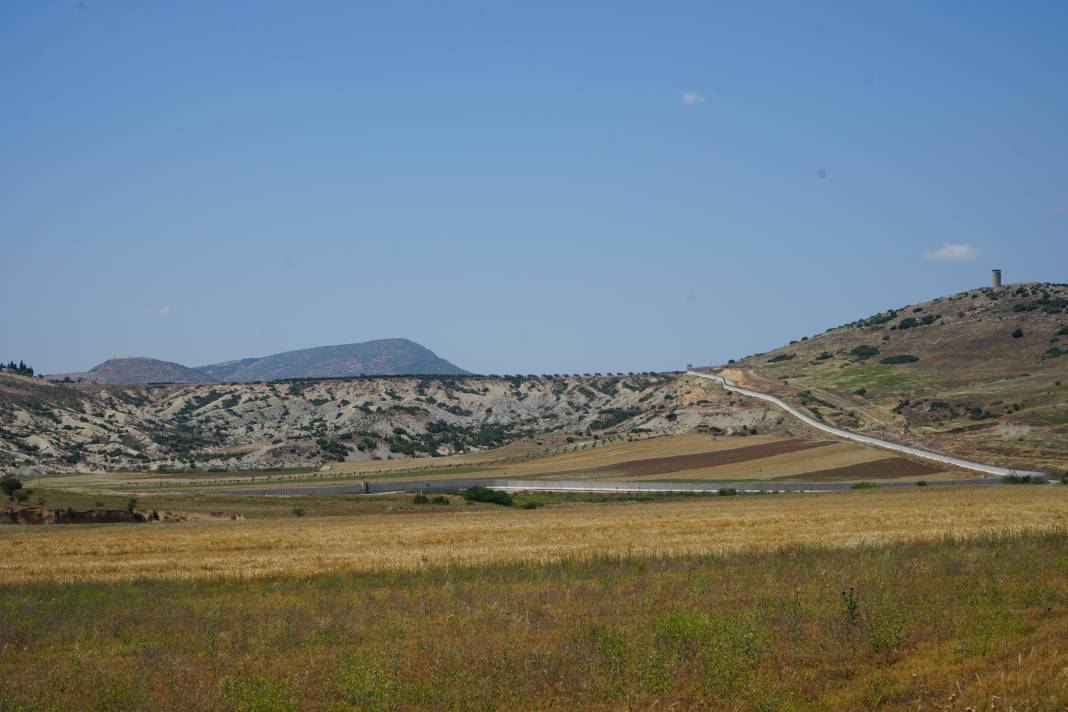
[2,360,34,377]
[237,371,683,385]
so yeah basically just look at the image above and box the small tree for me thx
[1012,328,1024,338]
[0,475,23,499]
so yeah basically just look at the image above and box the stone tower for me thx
[991,269,1002,289]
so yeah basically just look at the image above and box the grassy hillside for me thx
[729,281,1068,471]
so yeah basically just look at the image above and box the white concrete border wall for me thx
[686,370,1044,478]
[227,475,997,497]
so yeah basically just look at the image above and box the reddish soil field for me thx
[567,439,833,477]
[777,457,943,482]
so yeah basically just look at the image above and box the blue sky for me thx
[2,2,1067,375]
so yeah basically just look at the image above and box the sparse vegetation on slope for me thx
[731,282,1068,471]
[0,372,771,473]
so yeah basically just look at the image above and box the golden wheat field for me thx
[2,486,1065,583]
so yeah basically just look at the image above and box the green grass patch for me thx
[806,363,935,396]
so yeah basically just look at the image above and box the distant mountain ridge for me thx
[79,357,213,385]
[196,339,470,381]
[51,338,470,384]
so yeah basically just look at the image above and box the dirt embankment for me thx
[1,507,240,525]
[2,507,148,525]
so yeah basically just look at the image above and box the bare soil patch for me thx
[777,457,943,482]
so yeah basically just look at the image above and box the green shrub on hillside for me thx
[850,345,880,360]
[1012,328,1024,339]
[879,354,920,364]
[767,353,795,363]
[863,311,897,326]
[1057,325,1068,336]
[897,317,919,330]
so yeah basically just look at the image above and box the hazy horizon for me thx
[3,2,1067,374]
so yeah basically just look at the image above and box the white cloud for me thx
[924,243,979,262]
[680,90,705,105]
[142,306,172,317]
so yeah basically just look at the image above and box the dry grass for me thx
[2,485,1066,584]
[2,531,1067,710]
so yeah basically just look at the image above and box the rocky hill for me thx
[48,338,469,385]
[0,372,777,474]
[727,281,1068,471]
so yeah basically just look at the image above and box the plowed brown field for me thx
[559,439,832,478]
[778,456,943,482]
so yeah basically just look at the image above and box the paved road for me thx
[686,370,1045,478]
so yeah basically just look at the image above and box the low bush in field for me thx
[1002,474,1044,485]
[463,486,514,506]
[767,353,795,363]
